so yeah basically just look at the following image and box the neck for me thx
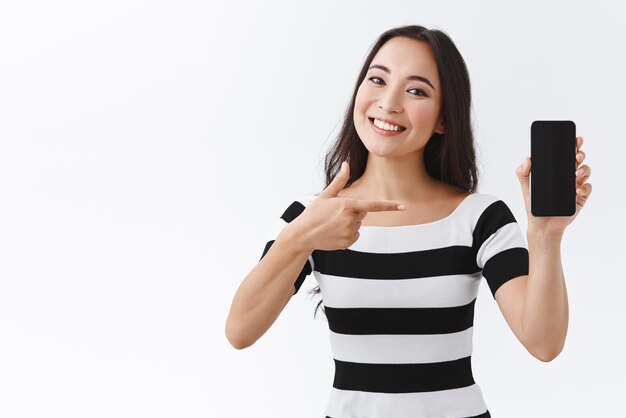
[350,150,443,202]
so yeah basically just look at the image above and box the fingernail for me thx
[397,204,406,210]
[576,169,584,175]
[340,162,346,172]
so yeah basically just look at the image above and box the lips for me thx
[368,117,406,136]
[368,117,407,132]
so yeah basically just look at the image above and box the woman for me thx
[225,25,592,418]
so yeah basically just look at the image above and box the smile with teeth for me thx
[369,118,406,132]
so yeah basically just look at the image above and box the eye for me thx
[408,88,428,97]
[367,77,428,97]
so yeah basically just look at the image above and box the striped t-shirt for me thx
[260,192,529,418]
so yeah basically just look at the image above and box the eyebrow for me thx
[368,64,436,91]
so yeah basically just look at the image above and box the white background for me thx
[0,1,624,417]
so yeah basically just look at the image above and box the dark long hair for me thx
[308,25,479,319]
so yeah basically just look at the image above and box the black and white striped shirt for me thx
[260,192,529,418]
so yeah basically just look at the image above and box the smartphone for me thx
[530,120,577,216]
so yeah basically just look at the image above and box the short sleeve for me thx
[259,196,315,295]
[474,199,529,299]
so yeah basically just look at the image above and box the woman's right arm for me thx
[225,223,313,350]
[225,161,405,350]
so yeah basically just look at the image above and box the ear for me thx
[434,116,445,135]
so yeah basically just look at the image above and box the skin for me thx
[337,35,469,225]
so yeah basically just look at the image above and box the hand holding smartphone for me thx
[530,120,577,216]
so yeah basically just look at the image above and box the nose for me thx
[377,87,403,113]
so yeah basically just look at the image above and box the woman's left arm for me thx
[515,135,592,359]
[523,228,568,360]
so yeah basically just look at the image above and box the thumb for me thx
[319,161,350,198]
[516,156,531,196]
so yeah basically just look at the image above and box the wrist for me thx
[276,221,315,254]
[527,227,564,243]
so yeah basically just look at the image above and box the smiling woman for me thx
[325,26,476,197]
[314,26,478,313]
[226,24,529,418]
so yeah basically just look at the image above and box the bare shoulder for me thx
[427,184,472,213]
[443,184,473,202]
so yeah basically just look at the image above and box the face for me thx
[353,36,444,158]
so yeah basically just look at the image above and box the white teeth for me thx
[373,118,402,132]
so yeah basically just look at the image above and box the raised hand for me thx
[287,161,406,251]
[516,135,592,235]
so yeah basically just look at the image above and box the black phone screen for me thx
[530,120,577,216]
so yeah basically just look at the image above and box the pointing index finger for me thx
[349,199,406,213]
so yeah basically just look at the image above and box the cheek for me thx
[406,102,437,127]
[354,85,370,110]
[353,85,371,123]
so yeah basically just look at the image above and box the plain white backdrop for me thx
[0,1,624,417]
